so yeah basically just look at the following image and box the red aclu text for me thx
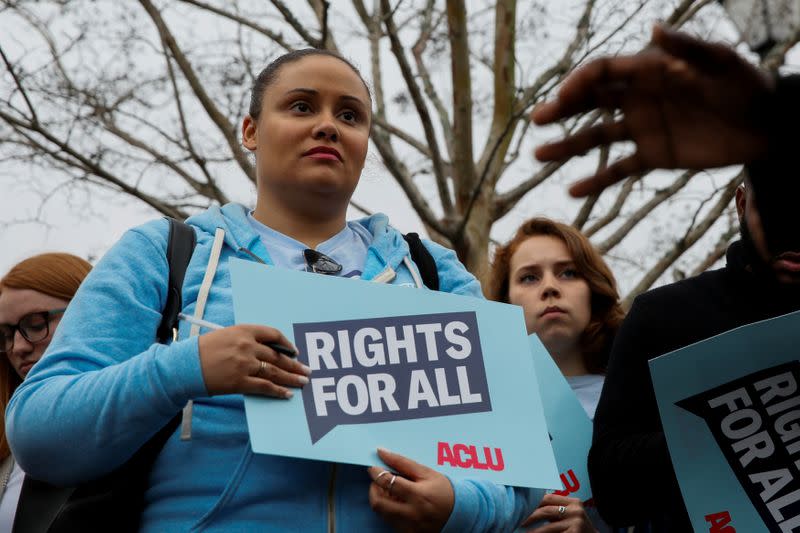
[437,442,504,471]
[705,511,735,533]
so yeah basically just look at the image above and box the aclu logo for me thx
[437,441,504,471]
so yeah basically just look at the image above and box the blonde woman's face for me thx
[507,235,592,353]
[0,288,69,379]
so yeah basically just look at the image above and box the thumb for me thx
[377,447,431,481]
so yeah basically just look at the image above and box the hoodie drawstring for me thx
[181,227,226,441]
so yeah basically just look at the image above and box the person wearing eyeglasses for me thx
[6,49,540,532]
[0,252,92,532]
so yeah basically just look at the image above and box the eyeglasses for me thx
[0,309,66,355]
[303,249,342,275]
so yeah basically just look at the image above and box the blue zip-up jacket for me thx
[7,203,541,532]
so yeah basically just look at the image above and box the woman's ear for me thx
[242,115,258,151]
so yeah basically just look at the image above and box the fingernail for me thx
[297,375,309,385]
[300,364,312,376]
[378,447,391,454]
[284,390,294,399]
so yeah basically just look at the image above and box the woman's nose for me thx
[540,274,561,299]
[311,113,339,142]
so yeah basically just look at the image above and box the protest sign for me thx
[230,258,560,489]
[530,335,594,502]
[650,310,800,533]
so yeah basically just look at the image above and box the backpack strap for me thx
[403,233,439,291]
[13,218,197,533]
[156,218,197,343]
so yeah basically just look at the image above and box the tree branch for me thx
[584,175,641,238]
[177,0,294,50]
[597,170,696,254]
[622,171,743,306]
[381,0,451,216]
[138,0,255,182]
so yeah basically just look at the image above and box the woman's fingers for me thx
[253,343,311,377]
[243,324,299,354]
[240,376,294,398]
[368,467,412,501]
[369,480,409,515]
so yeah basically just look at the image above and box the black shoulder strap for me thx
[156,217,197,343]
[403,232,439,291]
[14,218,198,533]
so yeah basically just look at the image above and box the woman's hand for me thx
[522,494,597,533]
[197,324,310,398]
[368,448,454,533]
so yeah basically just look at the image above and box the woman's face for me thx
[508,235,592,353]
[0,287,69,379]
[242,55,371,214]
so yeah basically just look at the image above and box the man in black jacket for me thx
[587,179,800,530]
[531,25,800,530]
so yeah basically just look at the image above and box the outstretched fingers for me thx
[535,120,630,162]
[568,154,643,197]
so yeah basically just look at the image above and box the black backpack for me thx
[13,223,438,532]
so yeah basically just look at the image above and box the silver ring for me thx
[388,474,397,495]
[375,470,391,483]
[557,505,567,517]
[258,360,267,377]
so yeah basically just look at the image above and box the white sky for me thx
[1,0,796,296]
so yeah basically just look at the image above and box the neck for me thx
[253,194,347,249]
[546,342,589,377]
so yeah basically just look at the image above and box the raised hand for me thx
[532,25,774,197]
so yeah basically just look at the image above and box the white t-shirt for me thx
[0,459,24,532]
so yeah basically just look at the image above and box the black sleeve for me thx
[588,295,688,528]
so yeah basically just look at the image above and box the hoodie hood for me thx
[185,203,412,279]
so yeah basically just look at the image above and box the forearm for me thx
[442,480,542,533]
[7,337,206,485]
[588,429,674,526]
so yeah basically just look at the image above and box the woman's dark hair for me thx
[248,49,372,120]
[487,217,625,374]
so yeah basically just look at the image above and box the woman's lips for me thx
[306,152,340,161]
[540,307,567,318]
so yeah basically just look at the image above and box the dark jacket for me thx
[588,240,800,531]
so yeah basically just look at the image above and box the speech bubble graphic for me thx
[293,311,492,443]
[677,361,800,532]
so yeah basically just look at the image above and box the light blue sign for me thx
[650,310,800,533]
[230,259,560,489]
[530,335,594,502]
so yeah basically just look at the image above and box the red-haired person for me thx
[0,253,92,531]
[489,218,624,533]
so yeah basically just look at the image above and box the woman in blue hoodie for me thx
[7,49,540,532]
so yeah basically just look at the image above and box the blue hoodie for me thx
[7,203,541,532]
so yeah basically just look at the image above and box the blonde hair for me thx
[0,253,92,460]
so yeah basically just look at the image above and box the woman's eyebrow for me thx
[284,88,365,107]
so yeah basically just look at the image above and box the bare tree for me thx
[1,0,797,301]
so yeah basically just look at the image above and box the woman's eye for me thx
[291,102,312,113]
[561,269,579,279]
[340,110,357,123]
[519,274,539,284]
